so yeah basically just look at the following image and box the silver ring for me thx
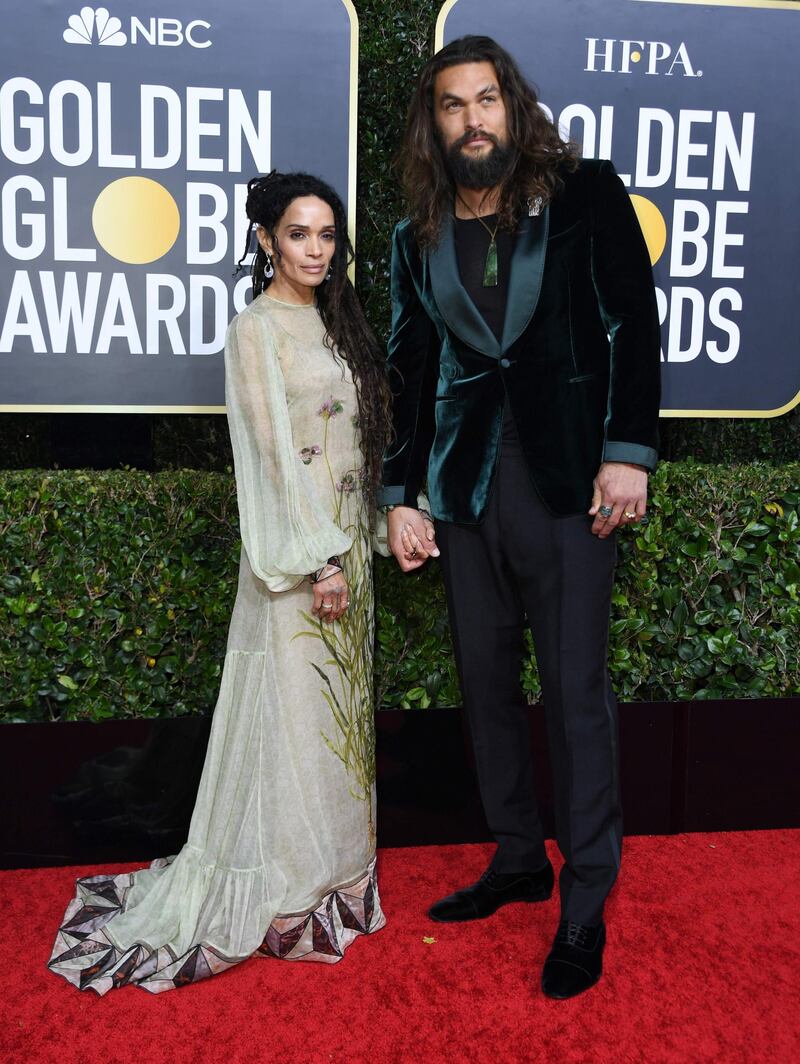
[321,602,333,610]
[599,504,614,518]
[624,511,636,520]
[410,549,418,558]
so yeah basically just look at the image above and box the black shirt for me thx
[453,214,512,342]
[453,214,522,454]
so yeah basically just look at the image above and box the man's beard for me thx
[446,132,515,190]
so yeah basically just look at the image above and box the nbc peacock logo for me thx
[63,7,127,47]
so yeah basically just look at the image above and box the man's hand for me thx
[589,462,648,538]
[387,506,440,572]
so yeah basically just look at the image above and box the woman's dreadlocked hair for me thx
[235,171,391,524]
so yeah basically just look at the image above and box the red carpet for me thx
[2,831,799,1064]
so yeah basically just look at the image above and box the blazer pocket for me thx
[548,219,585,243]
[568,372,598,385]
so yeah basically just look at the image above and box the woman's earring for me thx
[325,267,333,281]
[264,252,274,279]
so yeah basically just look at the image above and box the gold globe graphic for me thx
[629,194,667,267]
[92,177,180,264]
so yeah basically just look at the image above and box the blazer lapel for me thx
[428,214,501,360]
[427,204,551,357]
[500,204,550,353]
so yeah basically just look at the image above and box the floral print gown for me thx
[48,294,385,994]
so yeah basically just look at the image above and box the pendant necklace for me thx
[457,194,500,287]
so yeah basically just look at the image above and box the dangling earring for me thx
[325,267,333,281]
[264,252,274,279]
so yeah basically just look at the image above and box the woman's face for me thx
[257,195,336,298]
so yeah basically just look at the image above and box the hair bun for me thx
[251,170,281,188]
[245,171,283,221]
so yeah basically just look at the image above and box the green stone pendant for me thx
[483,239,498,287]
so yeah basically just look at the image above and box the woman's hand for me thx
[311,571,349,622]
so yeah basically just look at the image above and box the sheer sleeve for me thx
[224,307,352,592]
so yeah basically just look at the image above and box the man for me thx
[378,36,661,999]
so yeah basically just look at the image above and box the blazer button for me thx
[500,357,511,368]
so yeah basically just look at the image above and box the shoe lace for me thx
[556,921,590,948]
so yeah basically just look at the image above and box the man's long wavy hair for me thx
[235,171,391,523]
[401,36,580,249]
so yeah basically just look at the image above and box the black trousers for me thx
[436,449,622,926]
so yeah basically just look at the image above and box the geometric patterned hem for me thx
[47,856,384,995]
[257,859,386,964]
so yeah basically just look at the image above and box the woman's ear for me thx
[255,225,273,257]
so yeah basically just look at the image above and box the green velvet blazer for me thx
[378,159,662,522]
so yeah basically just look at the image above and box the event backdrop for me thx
[0,1,357,411]
[438,0,800,416]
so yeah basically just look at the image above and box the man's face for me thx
[433,61,512,189]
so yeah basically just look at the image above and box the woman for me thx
[48,172,392,994]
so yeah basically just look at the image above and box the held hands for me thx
[311,571,349,622]
[388,506,440,572]
[589,462,649,538]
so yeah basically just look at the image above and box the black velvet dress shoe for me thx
[541,920,606,999]
[428,862,554,923]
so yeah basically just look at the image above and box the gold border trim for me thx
[437,0,800,47]
[637,0,798,416]
[342,0,359,268]
[0,404,227,414]
[2,0,360,416]
[437,0,800,62]
[435,0,460,50]
[633,0,798,9]
[661,386,800,419]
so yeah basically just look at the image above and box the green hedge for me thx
[1,463,798,723]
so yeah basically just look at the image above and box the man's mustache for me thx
[454,130,500,150]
